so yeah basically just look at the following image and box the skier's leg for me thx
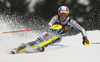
[18,41,37,53]
[36,30,62,48]
[10,30,62,54]
[48,35,62,45]
[10,41,36,54]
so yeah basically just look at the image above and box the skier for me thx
[10,6,89,54]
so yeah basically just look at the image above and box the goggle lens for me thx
[59,13,68,17]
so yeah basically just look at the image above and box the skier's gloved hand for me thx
[49,24,62,30]
[82,36,89,46]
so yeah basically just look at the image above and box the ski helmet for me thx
[58,6,69,17]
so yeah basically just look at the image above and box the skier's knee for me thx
[17,43,26,52]
[26,41,36,46]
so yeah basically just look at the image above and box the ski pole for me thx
[3,27,47,34]
[3,25,62,34]
[90,42,100,44]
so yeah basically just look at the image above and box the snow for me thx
[0,21,100,62]
[28,0,44,12]
[77,0,90,6]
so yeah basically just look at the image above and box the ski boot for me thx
[10,43,26,54]
[10,48,18,54]
[38,47,45,52]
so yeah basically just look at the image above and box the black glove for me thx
[82,36,89,46]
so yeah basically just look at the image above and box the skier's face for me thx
[60,15,66,21]
[59,13,68,21]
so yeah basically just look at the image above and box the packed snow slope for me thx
[0,20,100,62]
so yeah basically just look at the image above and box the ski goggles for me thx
[58,13,69,17]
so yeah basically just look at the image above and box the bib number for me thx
[61,26,69,31]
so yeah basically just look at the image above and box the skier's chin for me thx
[60,17,66,21]
[61,19,66,21]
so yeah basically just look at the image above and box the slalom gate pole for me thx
[3,27,47,34]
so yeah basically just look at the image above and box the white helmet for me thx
[58,6,69,14]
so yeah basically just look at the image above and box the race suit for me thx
[36,15,87,46]
[17,15,87,53]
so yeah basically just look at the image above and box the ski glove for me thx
[82,36,89,46]
[49,24,62,30]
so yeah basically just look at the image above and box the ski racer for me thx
[10,6,89,54]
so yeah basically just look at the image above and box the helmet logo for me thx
[66,8,69,12]
[58,7,61,13]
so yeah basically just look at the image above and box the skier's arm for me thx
[70,20,89,46]
[70,19,86,37]
[47,21,62,30]
[47,15,58,27]
[47,15,62,30]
